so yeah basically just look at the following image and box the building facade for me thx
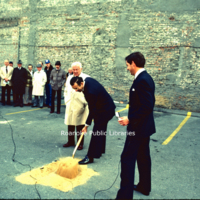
[0,0,200,111]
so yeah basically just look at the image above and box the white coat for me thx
[64,73,90,126]
[32,70,47,96]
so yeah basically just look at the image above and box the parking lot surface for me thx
[0,102,200,199]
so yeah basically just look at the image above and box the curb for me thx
[154,107,200,118]
[114,102,200,118]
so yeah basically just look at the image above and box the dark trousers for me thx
[11,86,16,103]
[15,94,23,106]
[116,135,151,199]
[45,83,52,106]
[87,110,115,158]
[51,89,61,112]
[67,125,85,146]
[2,85,11,104]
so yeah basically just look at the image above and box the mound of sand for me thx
[15,157,99,192]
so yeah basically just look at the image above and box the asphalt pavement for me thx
[0,100,200,199]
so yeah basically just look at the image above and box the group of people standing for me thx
[0,52,156,199]
[0,59,66,114]
[0,59,92,151]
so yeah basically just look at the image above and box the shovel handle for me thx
[72,133,84,158]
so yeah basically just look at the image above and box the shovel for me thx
[72,133,84,158]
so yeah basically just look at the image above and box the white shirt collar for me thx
[134,68,145,80]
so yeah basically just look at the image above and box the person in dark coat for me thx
[11,60,27,107]
[70,76,116,164]
[23,64,33,106]
[116,52,156,199]
[44,59,54,108]
[50,61,66,114]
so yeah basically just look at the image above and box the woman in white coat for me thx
[63,62,89,150]
[32,64,47,108]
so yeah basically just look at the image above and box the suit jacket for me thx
[26,70,33,87]
[0,66,13,86]
[83,77,116,125]
[11,67,27,94]
[127,70,156,138]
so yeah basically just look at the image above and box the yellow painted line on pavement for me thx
[117,104,129,112]
[6,107,48,115]
[6,103,128,116]
[162,112,192,145]
[5,104,66,115]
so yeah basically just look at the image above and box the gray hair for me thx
[71,62,82,69]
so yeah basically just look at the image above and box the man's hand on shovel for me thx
[81,126,88,134]
[72,126,87,158]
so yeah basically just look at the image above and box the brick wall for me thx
[0,0,200,112]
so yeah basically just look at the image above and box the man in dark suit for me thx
[11,60,27,107]
[70,76,116,164]
[116,52,156,199]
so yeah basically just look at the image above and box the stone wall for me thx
[0,0,200,112]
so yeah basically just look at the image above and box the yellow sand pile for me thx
[56,157,78,179]
[15,157,99,192]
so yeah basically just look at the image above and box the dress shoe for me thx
[7,102,11,105]
[40,106,43,109]
[48,105,51,108]
[63,142,75,147]
[32,105,37,107]
[50,111,54,113]
[133,185,150,196]
[20,104,23,107]
[2,103,5,106]
[77,145,83,150]
[57,111,60,114]
[24,104,29,106]
[78,155,93,165]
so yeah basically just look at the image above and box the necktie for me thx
[6,67,8,73]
